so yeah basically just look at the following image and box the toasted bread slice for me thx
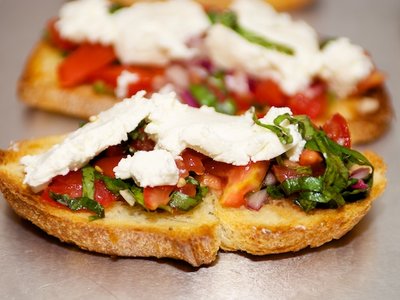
[0,136,386,266]
[0,136,220,267]
[216,150,386,254]
[112,0,314,11]
[18,40,393,144]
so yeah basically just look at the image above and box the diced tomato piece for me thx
[176,183,197,198]
[94,155,125,178]
[287,82,327,119]
[299,149,323,167]
[232,94,253,112]
[105,145,126,157]
[220,161,269,208]
[58,44,117,88]
[143,186,175,210]
[94,180,118,207]
[253,79,287,107]
[46,18,77,52]
[129,138,155,152]
[202,159,233,178]
[41,170,83,207]
[322,113,351,148]
[198,174,223,191]
[181,149,205,175]
[272,165,301,183]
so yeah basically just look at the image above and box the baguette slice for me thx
[112,0,314,11]
[0,136,220,267]
[18,40,393,144]
[0,137,386,266]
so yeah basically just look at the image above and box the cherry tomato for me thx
[58,44,117,88]
[322,113,351,148]
[220,161,269,208]
[287,82,327,119]
[253,79,287,107]
[94,155,125,178]
[143,186,175,210]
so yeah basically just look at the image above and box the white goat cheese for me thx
[115,70,139,99]
[21,92,153,191]
[114,150,179,187]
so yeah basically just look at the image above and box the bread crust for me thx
[0,137,386,266]
[18,39,393,144]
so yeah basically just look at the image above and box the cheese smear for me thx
[22,91,305,190]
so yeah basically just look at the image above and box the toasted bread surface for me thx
[0,136,386,266]
[0,137,220,267]
[18,39,393,144]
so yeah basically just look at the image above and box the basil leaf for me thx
[189,84,218,107]
[266,185,284,199]
[50,192,105,220]
[216,99,237,115]
[253,113,293,144]
[169,192,200,211]
[82,166,95,199]
[130,185,145,207]
[209,11,294,55]
[109,3,123,14]
[281,176,323,194]
[100,175,130,195]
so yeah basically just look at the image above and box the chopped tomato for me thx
[198,174,223,191]
[94,155,125,178]
[58,44,117,88]
[105,145,126,157]
[94,180,118,207]
[129,137,155,152]
[143,186,175,210]
[46,18,77,52]
[253,79,287,107]
[181,149,205,176]
[272,165,301,183]
[220,161,269,208]
[41,171,83,207]
[287,82,327,119]
[202,159,233,178]
[176,183,197,198]
[322,113,351,148]
[89,65,164,96]
[299,149,323,167]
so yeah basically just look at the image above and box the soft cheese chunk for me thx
[113,0,210,65]
[21,92,153,191]
[57,0,116,45]
[319,38,374,98]
[114,150,179,187]
[205,0,320,95]
[145,93,304,165]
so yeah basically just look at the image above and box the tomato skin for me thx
[176,149,206,178]
[58,44,117,88]
[253,79,287,107]
[299,149,323,167]
[47,18,77,52]
[94,155,125,178]
[272,165,301,183]
[220,161,269,208]
[287,82,327,119]
[322,113,351,148]
[94,180,118,207]
[202,159,233,178]
[198,174,223,191]
[143,186,175,210]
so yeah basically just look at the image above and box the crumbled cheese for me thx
[56,0,116,45]
[113,0,210,65]
[22,91,305,190]
[57,0,210,66]
[114,150,179,187]
[21,92,153,191]
[319,38,374,98]
[205,0,373,97]
[115,70,139,98]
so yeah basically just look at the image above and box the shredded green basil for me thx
[253,112,294,144]
[109,3,124,14]
[82,166,95,199]
[169,184,208,211]
[50,192,105,220]
[209,11,295,56]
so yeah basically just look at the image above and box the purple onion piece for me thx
[180,90,199,108]
[350,167,371,180]
[351,179,369,190]
[245,189,268,211]
[264,171,277,186]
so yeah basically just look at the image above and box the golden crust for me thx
[0,137,387,266]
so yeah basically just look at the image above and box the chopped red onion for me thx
[245,189,268,211]
[264,171,277,186]
[351,179,369,190]
[180,90,199,108]
[225,71,250,95]
[350,167,371,180]
[165,65,189,89]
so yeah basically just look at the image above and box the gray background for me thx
[0,0,399,299]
